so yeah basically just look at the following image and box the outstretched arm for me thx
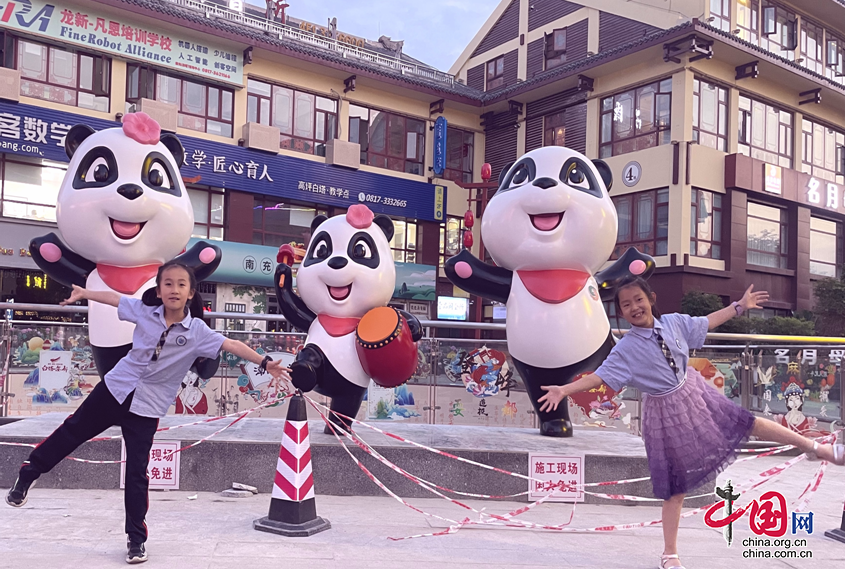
[444,250,512,305]
[30,233,95,289]
[707,285,769,330]
[175,241,222,282]
[220,339,291,379]
[538,373,605,412]
[273,263,316,333]
[595,247,656,302]
[60,284,121,308]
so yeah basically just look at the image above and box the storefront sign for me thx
[0,0,243,85]
[806,177,844,211]
[38,350,72,392]
[0,101,446,222]
[764,164,783,195]
[288,16,366,48]
[433,116,447,177]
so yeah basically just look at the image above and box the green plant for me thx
[232,285,268,314]
[681,291,724,316]
[813,274,845,337]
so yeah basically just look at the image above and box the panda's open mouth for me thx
[327,284,352,301]
[110,218,146,240]
[529,212,564,232]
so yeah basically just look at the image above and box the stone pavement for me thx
[2,454,845,569]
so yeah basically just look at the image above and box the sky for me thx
[245,0,502,71]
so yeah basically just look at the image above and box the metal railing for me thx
[163,0,457,86]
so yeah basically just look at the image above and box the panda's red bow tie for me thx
[318,314,360,337]
[96,263,160,295]
[516,269,591,304]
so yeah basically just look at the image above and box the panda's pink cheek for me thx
[455,261,473,279]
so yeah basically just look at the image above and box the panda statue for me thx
[30,113,223,379]
[445,146,655,437]
[274,204,423,432]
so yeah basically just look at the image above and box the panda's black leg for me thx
[91,344,132,382]
[513,359,574,438]
[324,386,367,434]
[290,344,324,393]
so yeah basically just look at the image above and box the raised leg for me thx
[751,417,840,462]
[290,344,323,393]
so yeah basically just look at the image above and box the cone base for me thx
[253,516,331,537]
[825,528,845,544]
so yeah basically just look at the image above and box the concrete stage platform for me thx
[0,414,741,506]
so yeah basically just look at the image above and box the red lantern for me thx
[481,163,492,182]
[464,209,474,228]
[463,230,474,249]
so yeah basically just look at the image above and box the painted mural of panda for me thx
[30,113,222,378]
[274,204,423,431]
[445,146,655,437]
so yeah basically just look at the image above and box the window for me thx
[247,79,338,156]
[801,119,845,185]
[223,302,246,331]
[737,0,759,43]
[0,156,66,222]
[738,95,793,168]
[545,28,567,70]
[126,64,233,137]
[611,189,669,259]
[486,56,504,90]
[760,1,797,60]
[544,112,566,147]
[747,202,788,268]
[444,127,474,183]
[390,219,419,263]
[348,105,425,175]
[693,79,728,151]
[252,196,327,249]
[439,216,463,267]
[599,79,672,158]
[810,217,841,277]
[709,0,731,32]
[800,19,824,74]
[825,35,845,83]
[188,188,225,241]
[16,38,109,111]
[691,189,723,259]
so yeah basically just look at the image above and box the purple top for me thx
[594,313,709,395]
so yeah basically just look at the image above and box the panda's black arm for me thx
[174,241,223,282]
[274,263,316,333]
[595,247,656,302]
[398,310,424,342]
[444,249,512,305]
[30,233,95,289]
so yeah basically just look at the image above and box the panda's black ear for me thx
[65,125,95,159]
[373,215,394,241]
[310,214,328,234]
[592,159,613,192]
[160,133,186,167]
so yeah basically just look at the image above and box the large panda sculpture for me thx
[275,204,423,431]
[445,146,655,437]
[30,113,222,378]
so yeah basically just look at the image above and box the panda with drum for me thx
[275,204,423,431]
[445,146,655,437]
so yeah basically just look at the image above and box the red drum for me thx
[356,306,418,388]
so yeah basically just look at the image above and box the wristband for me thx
[258,355,273,375]
[731,301,744,316]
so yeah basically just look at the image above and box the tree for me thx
[681,291,816,336]
[813,274,845,336]
[681,291,723,316]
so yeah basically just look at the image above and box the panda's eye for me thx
[560,159,602,197]
[566,164,589,189]
[512,165,529,185]
[352,239,372,259]
[141,153,181,196]
[314,240,330,259]
[148,161,173,189]
[84,158,109,183]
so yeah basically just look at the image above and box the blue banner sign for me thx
[0,101,445,222]
[433,116,447,177]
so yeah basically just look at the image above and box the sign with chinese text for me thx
[433,117,447,177]
[0,101,445,223]
[764,164,782,195]
[528,453,584,502]
[38,350,72,392]
[0,0,243,85]
[121,440,181,490]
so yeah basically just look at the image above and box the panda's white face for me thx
[480,147,618,275]
[56,127,193,266]
[296,214,396,319]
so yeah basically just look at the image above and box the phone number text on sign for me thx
[357,192,408,208]
[528,453,584,502]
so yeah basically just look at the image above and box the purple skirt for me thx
[642,366,756,500]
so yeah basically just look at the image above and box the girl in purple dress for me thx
[539,277,844,569]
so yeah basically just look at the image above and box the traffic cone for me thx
[253,393,331,536]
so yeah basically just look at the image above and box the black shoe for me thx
[126,542,148,564]
[5,476,36,507]
[540,419,574,437]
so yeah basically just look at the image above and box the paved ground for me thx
[2,454,845,569]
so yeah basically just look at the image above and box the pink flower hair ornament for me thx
[122,112,161,145]
[346,204,375,229]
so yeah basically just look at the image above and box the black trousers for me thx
[19,382,158,544]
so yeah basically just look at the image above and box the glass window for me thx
[389,218,420,263]
[543,112,567,148]
[802,118,845,185]
[690,189,724,259]
[1,158,66,222]
[800,19,824,74]
[611,189,669,258]
[188,188,224,241]
[760,1,797,61]
[737,0,759,43]
[747,202,788,268]
[444,127,474,183]
[439,216,463,267]
[349,105,426,175]
[710,0,731,32]
[810,217,840,277]
[693,79,728,152]
[738,95,793,168]
[825,34,845,82]
[486,56,504,90]
[252,196,327,249]
[545,28,567,70]
[599,79,672,158]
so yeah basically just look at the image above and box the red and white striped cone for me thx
[253,394,331,537]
